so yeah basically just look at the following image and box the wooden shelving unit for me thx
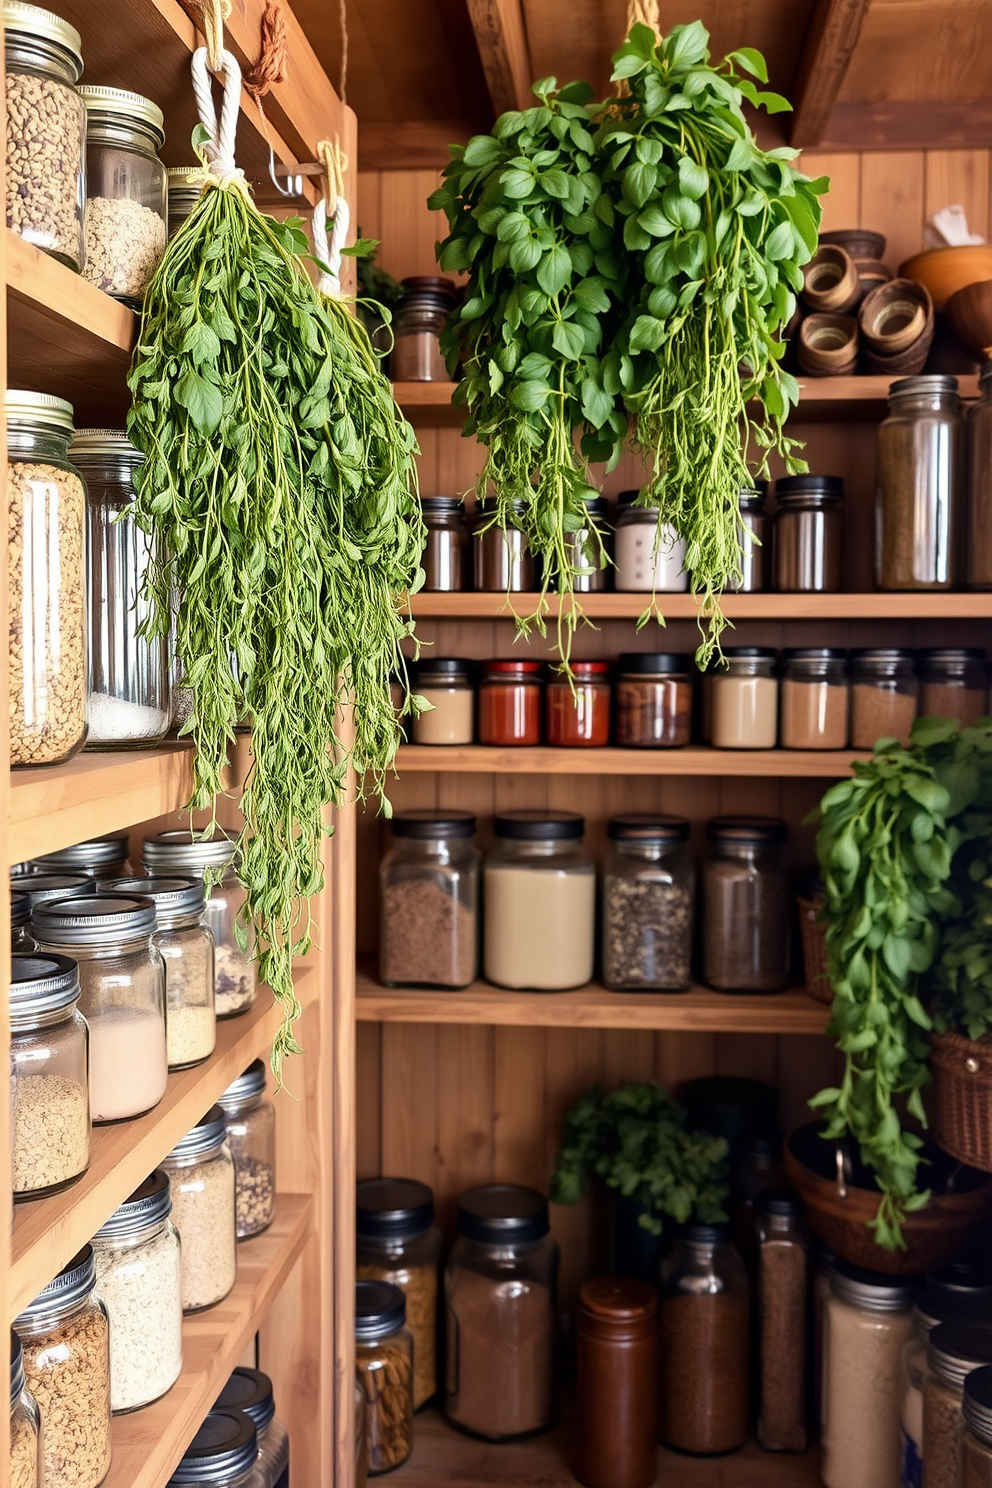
[407,589,992,621]
[395,744,860,776]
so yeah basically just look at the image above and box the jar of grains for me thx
[10,952,89,1199]
[14,1246,112,1488]
[410,658,474,745]
[162,1106,237,1312]
[379,810,480,989]
[484,811,595,990]
[4,1,84,269]
[32,833,131,878]
[546,660,611,747]
[355,1376,368,1488]
[7,390,88,766]
[477,659,543,746]
[962,1366,992,1488]
[9,1329,42,1488]
[780,648,849,750]
[390,276,457,381]
[967,362,992,589]
[602,814,694,991]
[90,1170,183,1412]
[78,87,166,305]
[445,1185,558,1440]
[773,475,844,592]
[900,1286,992,1488]
[357,1177,442,1410]
[924,1323,992,1488]
[919,647,988,726]
[166,1410,261,1488]
[33,892,168,1123]
[702,816,791,993]
[419,497,466,591]
[727,483,769,592]
[165,166,201,239]
[658,1223,750,1454]
[822,1263,918,1488]
[756,1189,807,1453]
[563,494,610,592]
[217,1060,276,1239]
[614,651,693,748]
[471,500,538,592]
[70,429,171,748]
[575,1278,658,1488]
[142,830,257,1018]
[214,1368,289,1488]
[355,1281,414,1473]
[108,875,215,1070]
[11,892,37,953]
[850,649,919,749]
[614,491,687,592]
[711,648,778,749]
[876,375,964,590]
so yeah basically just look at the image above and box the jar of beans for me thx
[10,952,90,1200]
[218,1060,277,1239]
[478,659,542,745]
[9,1329,42,1488]
[357,1177,442,1410]
[614,653,693,747]
[962,1366,992,1488]
[379,810,480,989]
[850,649,918,749]
[602,814,694,991]
[702,816,791,993]
[546,661,610,746]
[79,87,167,307]
[919,647,988,727]
[355,1281,413,1473]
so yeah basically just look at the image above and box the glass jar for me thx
[900,1285,992,1488]
[773,475,844,592]
[166,1410,261,1488]
[851,648,919,749]
[728,483,769,593]
[79,87,166,306]
[411,658,474,745]
[923,1322,992,1488]
[91,1170,183,1412]
[33,892,168,1122]
[214,1368,289,1488]
[967,362,992,589]
[484,811,595,990]
[14,1245,112,1488]
[614,491,687,592]
[822,1263,917,1488]
[702,816,791,993]
[379,810,480,989]
[876,375,964,590]
[445,1184,557,1439]
[477,659,542,745]
[9,1328,42,1488]
[143,830,257,1019]
[732,1133,786,1275]
[575,1277,658,1488]
[471,500,537,591]
[10,871,95,914]
[108,875,215,1070]
[356,1280,414,1472]
[419,496,466,591]
[781,648,849,749]
[162,1106,237,1313]
[614,651,693,748]
[711,647,779,749]
[10,952,89,1198]
[658,1223,750,1454]
[70,429,171,749]
[357,1177,442,1410]
[812,1243,835,1431]
[390,276,457,381]
[7,390,88,766]
[546,660,610,746]
[10,892,37,952]
[217,1059,276,1239]
[962,1366,992,1488]
[757,1189,807,1452]
[166,166,201,239]
[4,1,85,269]
[602,814,694,990]
[919,647,988,726]
[31,833,131,878]
[562,494,610,593]
[355,1376,368,1488]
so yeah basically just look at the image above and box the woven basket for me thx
[797,894,833,1004]
[930,1030,992,1173]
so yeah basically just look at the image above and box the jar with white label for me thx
[711,648,779,749]
[614,491,687,592]
[483,811,595,990]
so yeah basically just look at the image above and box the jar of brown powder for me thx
[923,1323,992,1488]
[773,475,844,592]
[379,811,480,988]
[614,653,693,748]
[575,1277,658,1488]
[756,1188,807,1453]
[919,648,988,727]
[850,649,918,749]
[701,816,791,993]
[876,375,964,590]
[356,1281,413,1474]
[357,1177,442,1410]
[962,1366,992,1487]
[780,648,849,750]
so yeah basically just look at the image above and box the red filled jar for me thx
[546,662,610,747]
[478,661,543,746]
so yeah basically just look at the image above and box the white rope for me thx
[312,194,350,298]
[191,45,245,185]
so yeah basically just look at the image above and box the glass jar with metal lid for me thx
[9,1328,42,1488]
[10,952,89,1199]
[711,647,779,749]
[411,658,474,745]
[70,429,171,749]
[899,1281,992,1487]
[923,1322,992,1488]
[919,647,988,727]
[91,1170,183,1412]
[356,1280,414,1472]
[876,375,964,590]
[419,496,466,591]
[780,648,849,750]
[702,816,791,992]
[10,871,95,913]
[217,1060,276,1239]
[728,483,769,592]
[4,1,85,269]
[471,499,538,591]
[7,390,88,766]
[166,1410,262,1488]
[32,892,168,1123]
[850,648,918,749]
[484,811,595,990]
[546,659,610,746]
[166,165,202,239]
[31,832,131,878]
[78,87,166,306]
[390,275,458,381]
[962,1365,992,1487]
[478,659,542,745]
[357,1177,443,1411]
[562,493,610,593]
[355,1376,368,1488]
[602,814,694,991]
[967,362,992,589]
[756,1188,807,1453]
[14,1246,112,1488]
[614,490,687,592]
[142,830,257,1019]
[108,875,215,1070]
[615,652,693,748]
[380,810,480,990]
[162,1106,237,1312]
[10,891,37,952]
[773,475,844,592]
[215,1369,289,1488]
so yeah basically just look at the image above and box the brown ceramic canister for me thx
[575,1277,658,1488]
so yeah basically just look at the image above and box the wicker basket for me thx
[797,894,833,1004]
[930,1030,992,1173]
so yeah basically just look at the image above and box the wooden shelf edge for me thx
[6,230,136,354]
[405,591,992,620]
[393,745,859,777]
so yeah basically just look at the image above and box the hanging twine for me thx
[312,138,349,297]
[626,0,659,32]
[338,0,348,104]
[243,0,287,101]
[191,46,249,192]
[198,0,232,75]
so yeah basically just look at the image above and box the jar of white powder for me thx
[483,811,595,990]
[163,1105,237,1313]
[10,952,90,1199]
[91,1169,182,1412]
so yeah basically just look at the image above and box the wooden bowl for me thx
[784,1121,992,1275]
[859,278,932,354]
[822,228,887,262]
[802,245,861,314]
[900,246,992,312]
[946,280,992,360]
[797,313,859,376]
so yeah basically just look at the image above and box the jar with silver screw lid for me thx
[10,891,37,952]
[78,87,166,306]
[166,165,202,238]
[961,1365,992,1487]
[215,1368,289,1488]
[162,1106,237,1312]
[562,493,610,593]
[10,951,90,1199]
[10,871,96,912]
[9,1328,42,1488]
[876,375,964,590]
[217,1059,276,1239]
[31,832,131,879]
[923,1322,992,1488]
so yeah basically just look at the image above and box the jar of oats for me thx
[7,390,88,766]
[10,951,90,1200]
[4,1,85,269]
[78,87,166,306]
[162,1105,238,1313]
[218,1060,276,1239]
[9,1328,42,1488]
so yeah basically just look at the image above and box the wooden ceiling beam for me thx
[464,0,533,116]
[789,0,873,148]
[815,99,992,153]
[357,119,480,170]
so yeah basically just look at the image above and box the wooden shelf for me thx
[394,744,860,776]
[407,589,992,620]
[106,1193,312,1488]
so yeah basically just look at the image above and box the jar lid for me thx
[930,1263,992,1295]
[142,829,237,871]
[756,1186,802,1217]
[419,496,464,514]
[774,475,844,498]
[16,1245,95,1327]
[78,85,165,140]
[493,811,584,841]
[608,813,690,843]
[166,1105,228,1162]
[415,657,473,680]
[617,489,659,509]
[783,647,847,662]
[918,647,986,664]
[33,833,130,873]
[94,1169,172,1240]
[964,1366,992,1445]
[913,1287,992,1337]
[214,1367,275,1434]
[707,815,787,845]
[579,1277,657,1321]
[9,951,79,1018]
[720,645,777,661]
[481,659,544,677]
[9,871,96,908]
[680,1222,731,1245]
[69,428,143,462]
[3,1,81,69]
[5,389,74,433]
[10,890,29,928]
[355,1279,407,1340]
[456,1183,550,1244]
[106,875,205,921]
[167,1410,257,1485]
[852,647,916,672]
[401,274,459,300]
[739,481,769,504]
[927,1321,992,1388]
[830,1260,920,1311]
[32,892,156,944]
[357,1177,435,1239]
[9,1329,24,1407]
[390,810,476,841]
[218,1058,267,1111]
[889,374,959,401]
[474,496,528,517]
[618,652,691,674]
[559,659,609,675]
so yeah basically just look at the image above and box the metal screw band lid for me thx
[217,1059,266,1112]
[33,833,130,872]
[3,1,81,69]
[69,428,143,463]
[927,1321,992,1389]
[15,1245,96,1327]
[357,1178,434,1240]
[78,84,164,139]
[355,1280,406,1340]
[142,829,237,873]
[166,1105,228,1163]
[10,890,29,928]
[94,1169,172,1241]
[167,1410,257,1484]
[964,1365,992,1445]
[107,876,205,923]
[32,893,156,945]
[9,1329,25,1407]
[10,872,95,908]
[214,1367,275,1433]
[830,1260,920,1312]
[5,389,74,432]
[10,952,80,1019]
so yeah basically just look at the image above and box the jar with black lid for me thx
[924,1322,992,1488]
[967,361,992,589]
[702,816,791,993]
[356,1280,414,1473]
[420,496,466,591]
[614,652,693,748]
[773,475,844,592]
[32,833,131,879]
[10,952,90,1199]
[471,500,537,591]
[411,657,474,746]
[876,375,964,590]
[11,891,37,952]
[561,493,610,593]
[166,1410,261,1488]
[728,482,769,592]
[483,812,595,990]
[919,647,988,726]
[602,814,694,991]
[390,276,458,382]
[215,1368,288,1488]
[575,1277,658,1488]
[357,1177,442,1410]
[711,647,778,749]
[379,810,480,989]
[961,1365,992,1486]
[899,1279,992,1485]
[850,648,918,749]
[781,648,849,749]
[9,1327,42,1488]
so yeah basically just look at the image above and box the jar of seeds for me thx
[10,952,89,1199]
[355,1281,414,1473]
[4,1,85,269]
[9,1329,42,1488]
[162,1106,237,1312]
[217,1060,276,1239]
[357,1177,442,1410]
[602,814,694,991]
[79,87,166,305]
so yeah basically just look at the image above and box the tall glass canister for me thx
[967,361,992,589]
[876,375,964,590]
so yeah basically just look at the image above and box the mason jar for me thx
[483,811,595,990]
[79,87,166,306]
[614,491,687,592]
[4,1,85,269]
[876,376,964,590]
[379,810,480,989]
[850,648,919,749]
[356,1281,414,1473]
[411,658,474,746]
[562,494,610,592]
[10,891,37,953]
[728,483,769,592]
[773,475,844,592]
[9,1329,42,1488]
[357,1177,442,1411]
[70,429,171,749]
[420,497,466,591]
[899,1283,992,1486]
[702,816,791,992]
[471,500,537,591]
[919,647,988,727]
[967,361,992,589]
[10,951,89,1199]
[166,165,202,239]
[602,814,694,991]
[162,1106,237,1313]
[166,1410,261,1488]
[756,1189,807,1453]
[10,871,95,916]
[31,833,131,878]
[780,648,849,750]
[218,1060,276,1239]
[32,892,168,1123]
[356,1377,368,1488]
[711,648,779,749]
[962,1366,992,1488]
[214,1368,289,1488]
[923,1322,992,1488]
[7,390,88,766]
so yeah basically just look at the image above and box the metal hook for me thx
[267,139,302,197]
[834,1143,850,1200]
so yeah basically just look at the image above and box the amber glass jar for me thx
[355,1280,414,1473]
[876,375,964,590]
[546,662,610,746]
[615,653,692,748]
[575,1278,658,1488]
[919,647,988,726]
[478,660,542,745]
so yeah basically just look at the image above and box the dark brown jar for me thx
[419,497,466,592]
[919,647,988,727]
[615,653,693,748]
[575,1278,658,1488]
[773,475,844,593]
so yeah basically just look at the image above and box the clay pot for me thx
[859,278,933,355]
[796,313,859,376]
[802,245,861,314]
[821,228,887,262]
[900,245,992,312]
